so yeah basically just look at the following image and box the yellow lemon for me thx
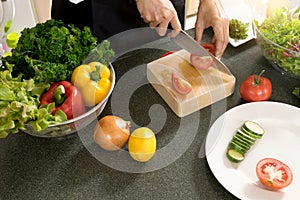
[128,127,156,162]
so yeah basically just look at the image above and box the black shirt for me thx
[51,0,185,41]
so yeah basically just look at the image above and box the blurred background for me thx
[10,0,51,33]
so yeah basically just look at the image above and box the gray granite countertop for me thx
[1,29,299,200]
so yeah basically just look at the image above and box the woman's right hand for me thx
[135,0,182,36]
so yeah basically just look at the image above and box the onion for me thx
[94,115,130,151]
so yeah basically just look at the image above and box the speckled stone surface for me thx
[1,29,299,200]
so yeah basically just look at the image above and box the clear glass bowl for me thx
[22,63,116,138]
[253,18,300,79]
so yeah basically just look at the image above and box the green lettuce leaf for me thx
[0,70,66,138]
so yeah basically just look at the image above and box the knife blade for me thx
[169,30,232,75]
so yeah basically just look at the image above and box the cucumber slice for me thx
[235,130,256,145]
[236,129,256,142]
[242,120,265,137]
[226,149,244,163]
[233,134,254,147]
[226,121,265,163]
[231,138,250,150]
[241,127,262,139]
[228,141,248,154]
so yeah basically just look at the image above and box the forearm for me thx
[198,0,228,18]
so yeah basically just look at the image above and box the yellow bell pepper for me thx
[71,62,111,106]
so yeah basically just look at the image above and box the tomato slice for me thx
[190,54,213,70]
[201,43,216,55]
[256,158,293,190]
[171,73,192,95]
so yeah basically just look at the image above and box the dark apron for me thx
[51,0,185,41]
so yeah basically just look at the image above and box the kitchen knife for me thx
[169,30,232,75]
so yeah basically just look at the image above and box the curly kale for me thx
[2,19,98,84]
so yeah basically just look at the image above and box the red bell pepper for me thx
[40,81,85,120]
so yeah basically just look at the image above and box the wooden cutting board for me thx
[147,49,236,117]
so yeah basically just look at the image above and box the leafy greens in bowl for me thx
[22,63,116,138]
[0,19,116,138]
[253,7,300,79]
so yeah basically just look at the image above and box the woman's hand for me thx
[195,0,229,58]
[135,0,181,36]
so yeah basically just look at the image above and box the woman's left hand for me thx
[195,0,229,58]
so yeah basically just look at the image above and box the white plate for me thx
[205,101,300,200]
[223,0,256,47]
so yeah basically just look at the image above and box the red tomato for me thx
[256,158,293,190]
[201,43,216,55]
[160,50,176,58]
[171,73,192,95]
[239,72,272,102]
[190,54,213,70]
